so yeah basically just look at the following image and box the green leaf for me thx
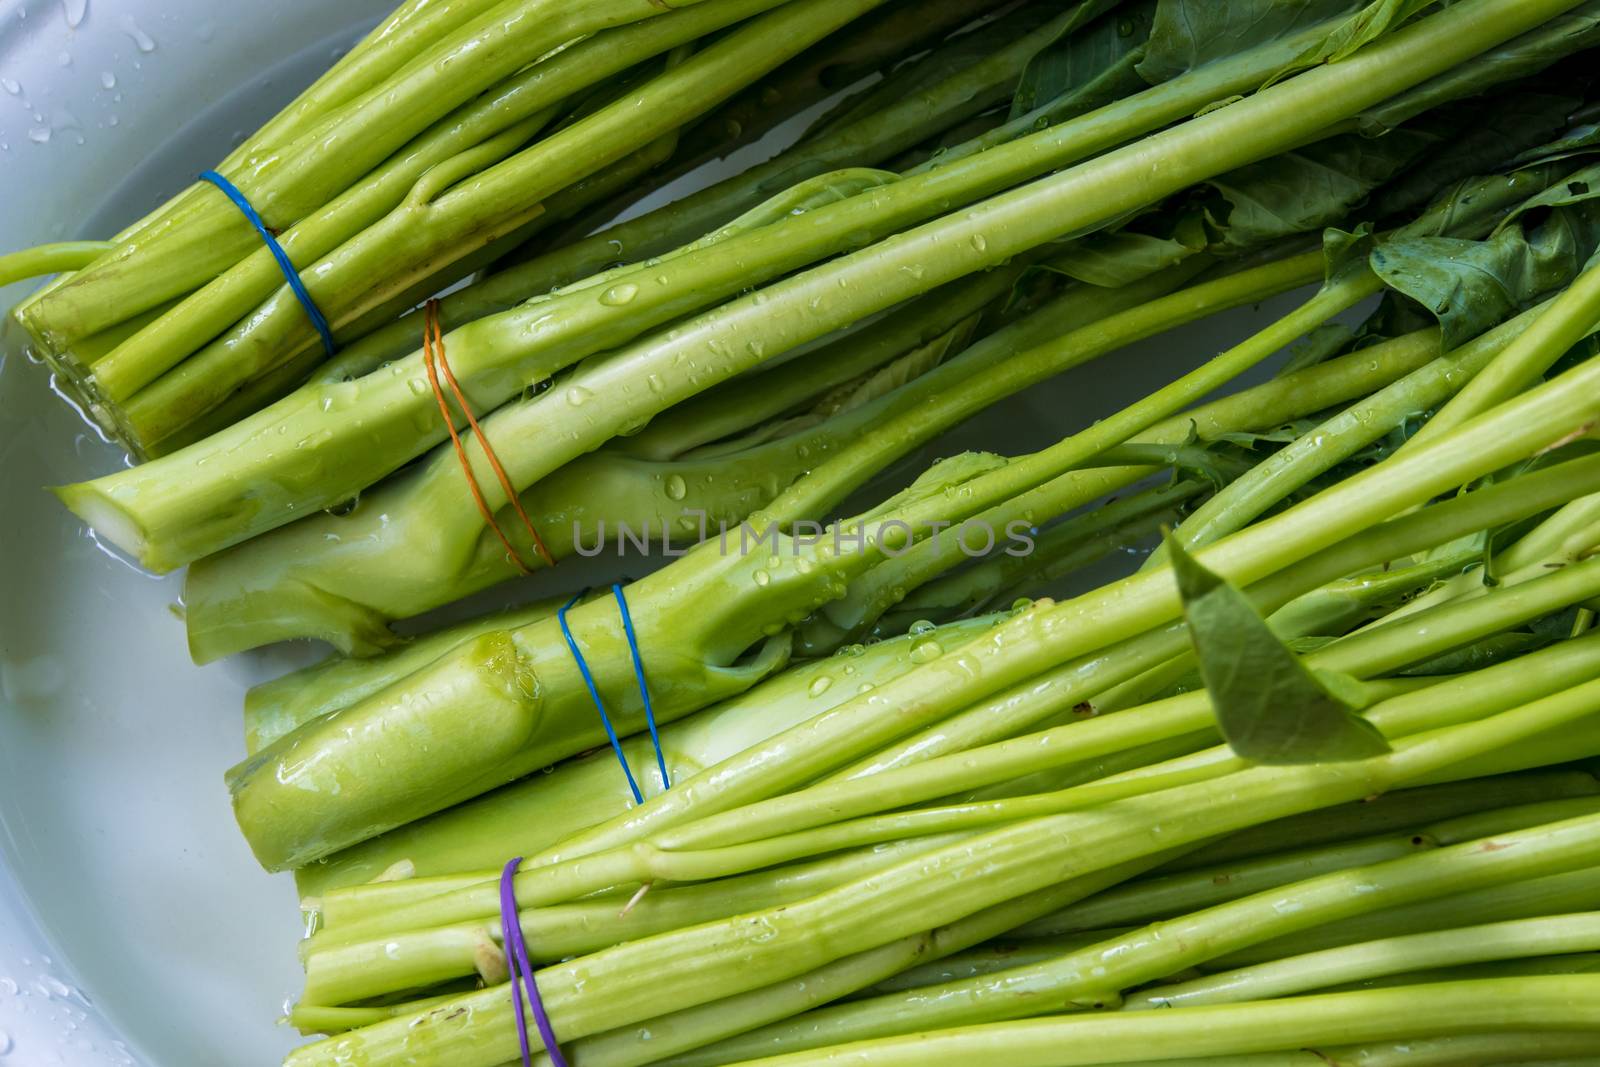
[1011,0,1156,120]
[805,0,1073,141]
[1046,230,1201,288]
[1167,536,1391,764]
[1513,121,1600,166]
[1136,0,1363,85]
[1397,632,1552,675]
[1371,168,1600,349]
[1369,92,1582,220]
[1278,0,1439,81]
[1195,126,1439,252]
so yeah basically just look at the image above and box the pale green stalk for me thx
[1133,913,1600,1009]
[687,978,1600,1067]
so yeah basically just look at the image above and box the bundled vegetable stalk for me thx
[8,0,1016,458]
[15,1,1600,1065]
[50,0,1600,577]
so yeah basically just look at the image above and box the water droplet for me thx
[753,570,771,587]
[118,14,155,51]
[0,1028,11,1055]
[909,639,943,664]
[407,377,429,397]
[1,77,20,95]
[836,643,865,658]
[908,619,936,636]
[565,385,592,406]
[99,70,115,89]
[56,51,71,67]
[61,0,87,28]
[746,339,765,358]
[807,675,833,697]
[646,373,665,393]
[664,474,687,500]
[26,126,49,144]
[0,978,14,996]
[898,264,926,281]
[969,234,988,253]
[599,282,639,306]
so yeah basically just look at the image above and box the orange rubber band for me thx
[422,299,555,572]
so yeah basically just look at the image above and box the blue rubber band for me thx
[198,169,337,358]
[558,586,669,805]
[613,582,671,792]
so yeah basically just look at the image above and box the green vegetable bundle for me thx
[15,1,1600,1064]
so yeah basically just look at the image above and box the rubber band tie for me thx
[503,582,667,1066]
[501,857,567,1067]
[421,298,555,572]
[197,170,336,358]
[557,583,671,805]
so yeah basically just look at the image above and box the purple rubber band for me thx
[501,857,567,1067]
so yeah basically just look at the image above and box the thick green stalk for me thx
[1133,913,1600,1009]
[686,978,1600,1067]
[1034,797,1600,937]
[1164,770,1600,874]
[1210,866,1600,970]
[61,0,1536,571]
[244,599,562,754]
[302,835,969,1006]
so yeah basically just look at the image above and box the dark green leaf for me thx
[1168,536,1391,764]
[1137,0,1363,85]
[804,0,1070,141]
[1046,230,1201,288]
[1011,0,1156,119]
[1371,167,1600,349]
[1196,126,1438,252]
[1370,92,1581,220]
[1397,632,1552,675]
[1275,0,1438,84]
[1514,121,1600,166]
